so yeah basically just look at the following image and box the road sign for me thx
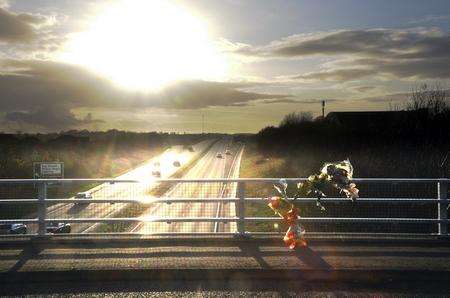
[33,162,64,179]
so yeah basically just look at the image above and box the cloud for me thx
[0,7,37,42]
[0,0,9,9]
[408,14,450,24]
[293,68,374,82]
[3,108,103,130]
[0,6,61,61]
[235,28,450,81]
[259,98,338,105]
[350,86,379,93]
[0,59,288,131]
[153,80,287,109]
[360,89,450,103]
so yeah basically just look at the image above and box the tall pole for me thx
[202,113,204,134]
[322,100,325,118]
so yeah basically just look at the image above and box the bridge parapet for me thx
[0,178,448,238]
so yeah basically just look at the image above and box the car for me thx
[187,146,194,152]
[46,222,71,234]
[0,223,27,235]
[153,161,160,167]
[173,161,181,167]
[225,150,231,155]
[74,192,92,204]
[152,170,161,177]
[216,153,223,158]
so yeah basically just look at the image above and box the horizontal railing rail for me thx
[0,178,450,183]
[0,197,443,204]
[0,178,448,237]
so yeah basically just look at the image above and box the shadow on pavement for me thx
[1,242,334,273]
[7,245,43,273]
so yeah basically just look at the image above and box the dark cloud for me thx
[237,28,449,59]
[236,28,450,81]
[351,86,378,93]
[0,59,287,131]
[293,68,373,82]
[0,7,39,42]
[259,98,338,105]
[3,107,103,130]
[360,89,450,103]
[153,80,287,109]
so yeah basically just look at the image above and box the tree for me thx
[406,83,447,116]
[279,112,313,128]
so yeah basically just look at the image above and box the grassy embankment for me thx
[239,142,288,233]
[239,141,439,234]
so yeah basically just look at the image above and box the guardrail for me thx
[0,178,448,237]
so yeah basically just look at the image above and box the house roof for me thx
[325,110,428,129]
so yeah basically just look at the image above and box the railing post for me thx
[236,181,246,236]
[37,182,47,236]
[438,181,448,236]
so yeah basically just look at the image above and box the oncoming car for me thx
[0,223,27,235]
[152,170,161,177]
[173,160,181,167]
[46,222,71,234]
[74,192,92,204]
[216,153,223,158]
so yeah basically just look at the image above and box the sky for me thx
[0,0,449,133]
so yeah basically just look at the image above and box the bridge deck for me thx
[1,236,450,286]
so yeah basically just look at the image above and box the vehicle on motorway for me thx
[152,170,161,177]
[216,153,223,158]
[0,223,27,235]
[187,146,194,152]
[173,160,181,167]
[74,192,92,204]
[46,222,71,234]
[225,150,231,155]
[153,161,160,167]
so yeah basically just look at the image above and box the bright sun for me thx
[59,0,228,91]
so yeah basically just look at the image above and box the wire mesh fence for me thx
[0,178,448,237]
[244,180,446,234]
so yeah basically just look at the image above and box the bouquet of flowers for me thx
[266,159,358,249]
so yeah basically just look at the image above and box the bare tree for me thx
[279,112,313,127]
[406,83,447,116]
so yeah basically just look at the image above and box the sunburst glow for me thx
[59,0,228,91]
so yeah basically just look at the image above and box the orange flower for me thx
[267,196,281,211]
[283,224,307,249]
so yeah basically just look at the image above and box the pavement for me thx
[1,236,450,280]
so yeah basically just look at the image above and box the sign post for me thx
[33,162,64,186]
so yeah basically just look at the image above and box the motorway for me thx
[41,139,214,233]
[41,138,243,235]
[130,138,243,234]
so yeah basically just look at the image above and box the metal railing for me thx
[0,178,448,237]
